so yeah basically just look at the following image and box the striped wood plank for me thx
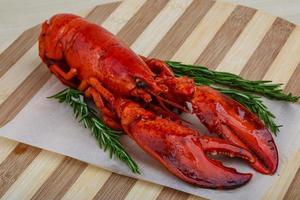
[0,0,300,199]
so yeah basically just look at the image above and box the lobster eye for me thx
[136,79,147,89]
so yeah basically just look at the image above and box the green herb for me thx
[166,61,299,135]
[48,88,139,173]
[167,61,299,102]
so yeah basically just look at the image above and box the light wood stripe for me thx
[194,5,256,68]
[216,11,275,74]
[187,195,207,200]
[149,0,215,59]
[240,17,295,80]
[131,0,194,55]
[101,0,147,34]
[0,44,39,105]
[117,0,169,46]
[173,1,236,63]
[285,63,300,97]
[62,165,111,200]
[0,144,41,198]
[0,25,40,78]
[92,174,136,200]
[0,138,17,163]
[156,187,190,200]
[124,180,163,200]
[264,149,300,200]
[31,157,87,200]
[85,2,122,24]
[263,27,300,84]
[284,167,300,200]
[1,151,64,200]
[0,64,50,126]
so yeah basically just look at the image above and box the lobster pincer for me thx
[115,98,253,189]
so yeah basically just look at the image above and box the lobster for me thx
[39,14,278,189]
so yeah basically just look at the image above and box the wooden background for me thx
[0,0,299,199]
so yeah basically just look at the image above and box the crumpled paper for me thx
[0,76,299,200]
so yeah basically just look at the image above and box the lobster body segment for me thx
[39,14,278,189]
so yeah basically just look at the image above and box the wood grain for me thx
[61,165,111,200]
[240,18,295,80]
[195,5,256,69]
[1,151,64,200]
[216,11,275,74]
[31,157,87,200]
[263,27,300,84]
[117,0,169,46]
[285,63,300,97]
[92,174,136,200]
[173,1,236,63]
[0,64,50,126]
[124,180,163,200]
[284,168,300,200]
[156,187,190,200]
[0,144,40,198]
[0,25,40,78]
[149,0,215,59]
[0,0,299,199]
[86,2,121,24]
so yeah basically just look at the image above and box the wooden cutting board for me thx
[0,0,299,199]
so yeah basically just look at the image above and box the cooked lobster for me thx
[39,14,278,189]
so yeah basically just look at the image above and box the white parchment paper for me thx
[0,76,299,200]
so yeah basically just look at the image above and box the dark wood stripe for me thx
[284,168,300,200]
[194,5,256,69]
[117,0,169,46]
[86,2,121,24]
[31,157,87,200]
[284,63,300,100]
[156,188,190,200]
[0,143,41,198]
[0,25,40,78]
[92,174,136,200]
[0,64,51,126]
[240,18,295,80]
[149,0,215,60]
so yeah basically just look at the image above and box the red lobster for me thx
[39,14,278,189]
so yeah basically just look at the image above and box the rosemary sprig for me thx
[165,60,299,135]
[48,88,140,173]
[167,61,299,102]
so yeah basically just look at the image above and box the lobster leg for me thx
[88,77,115,104]
[85,87,122,130]
[49,64,77,80]
[49,64,78,88]
[115,99,252,189]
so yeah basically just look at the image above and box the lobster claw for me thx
[116,99,252,189]
[192,86,278,174]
